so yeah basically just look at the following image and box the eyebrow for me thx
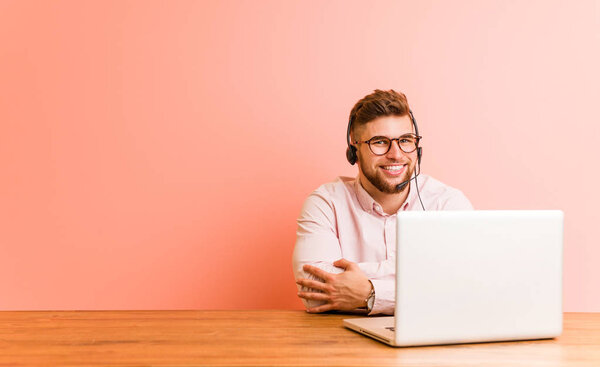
[368,133,417,140]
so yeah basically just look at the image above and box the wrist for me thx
[365,280,375,312]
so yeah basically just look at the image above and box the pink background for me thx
[1,0,598,311]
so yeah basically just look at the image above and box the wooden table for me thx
[1,310,599,366]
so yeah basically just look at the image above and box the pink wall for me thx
[1,0,598,311]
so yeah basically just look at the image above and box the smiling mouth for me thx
[381,164,407,176]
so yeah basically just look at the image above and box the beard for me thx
[358,155,415,194]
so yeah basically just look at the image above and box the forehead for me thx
[359,115,414,139]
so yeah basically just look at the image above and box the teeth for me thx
[383,165,405,170]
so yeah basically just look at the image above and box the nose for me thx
[385,139,404,159]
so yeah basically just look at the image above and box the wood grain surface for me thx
[0,310,599,366]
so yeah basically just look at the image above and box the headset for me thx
[346,108,426,210]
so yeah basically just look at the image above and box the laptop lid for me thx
[393,210,563,346]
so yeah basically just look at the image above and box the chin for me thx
[381,174,412,193]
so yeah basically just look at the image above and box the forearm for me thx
[294,256,396,312]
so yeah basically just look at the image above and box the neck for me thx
[358,175,410,215]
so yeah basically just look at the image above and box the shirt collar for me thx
[354,176,414,216]
[354,176,377,214]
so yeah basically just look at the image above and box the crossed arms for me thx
[292,191,396,315]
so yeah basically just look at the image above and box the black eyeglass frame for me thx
[352,134,422,155]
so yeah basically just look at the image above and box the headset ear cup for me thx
[417,147,422,165]
[346,146,357,165]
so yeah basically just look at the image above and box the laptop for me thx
[343,210,564,347]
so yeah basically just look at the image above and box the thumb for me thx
[333,258,354,270]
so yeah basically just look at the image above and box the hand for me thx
[296,259,373,313]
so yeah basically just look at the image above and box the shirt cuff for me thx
[368,278,395,315]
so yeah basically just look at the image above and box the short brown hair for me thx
[349,89,411,136]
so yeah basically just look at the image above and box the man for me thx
[292,89,473,315]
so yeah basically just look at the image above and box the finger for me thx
[296,279,328,292]
[297,292,330,301]
[307,303,334,313]
[333,258,354,270]
[302,265,334,281]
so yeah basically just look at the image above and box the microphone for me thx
[395,171,419,191]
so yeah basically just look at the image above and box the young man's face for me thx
[354,115,418,194]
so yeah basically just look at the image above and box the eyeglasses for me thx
[353,134,422,155]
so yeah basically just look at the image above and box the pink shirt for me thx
[292,174,473,315]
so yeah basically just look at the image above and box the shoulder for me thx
[300,177,355,217]
[418,174,473,210]
[311,176,355,198]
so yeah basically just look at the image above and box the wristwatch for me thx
[365,281,375,313]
